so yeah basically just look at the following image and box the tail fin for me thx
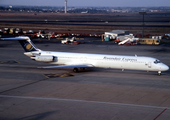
[1,36,40,52]
[18,37,40,52]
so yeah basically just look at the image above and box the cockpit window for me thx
[154,60,161,64]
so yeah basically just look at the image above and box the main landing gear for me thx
[73,68,79,72]
[73,67,86,73]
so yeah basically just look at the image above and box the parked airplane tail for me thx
[1,36,40,52]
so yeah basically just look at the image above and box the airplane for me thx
[81,11,88,14]
[1,36,169,75]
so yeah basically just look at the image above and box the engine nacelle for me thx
[31,55,54,62]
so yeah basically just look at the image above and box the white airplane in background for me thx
[1,36,169,75]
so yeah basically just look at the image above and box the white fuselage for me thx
[26,50,169,72]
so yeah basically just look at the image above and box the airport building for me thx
[103,30,133,41]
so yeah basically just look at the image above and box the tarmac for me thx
[0,39,170,120]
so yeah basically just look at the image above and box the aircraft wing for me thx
[39,64,94,69]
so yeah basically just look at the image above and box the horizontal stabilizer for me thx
[1,36,40,52]
[1,36,29,41]
[39,64,94,69]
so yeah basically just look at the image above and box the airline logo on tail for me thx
[23,41,35,52]
[26,43,33,50]
[19,40,38,52]
[18,37,40,52]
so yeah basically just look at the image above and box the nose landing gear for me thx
[158,71,161,76]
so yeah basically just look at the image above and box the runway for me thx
[1,20,170,28]
[0,39,170,119]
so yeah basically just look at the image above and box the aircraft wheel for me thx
[158,71,161,76]
[80,67,86,71]
[73,68,79,73]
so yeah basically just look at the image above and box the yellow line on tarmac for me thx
[43,73,74,78]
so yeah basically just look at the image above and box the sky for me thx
[0,0,170,7]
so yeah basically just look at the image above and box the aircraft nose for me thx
[161,64,169,71]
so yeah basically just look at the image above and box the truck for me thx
[138,38,160,45]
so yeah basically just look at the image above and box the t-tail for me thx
[1,36,41,52]
[18,37,40,52]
